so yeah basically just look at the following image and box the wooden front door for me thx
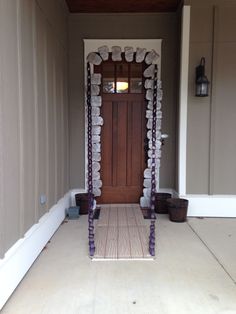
[95,58,146,203]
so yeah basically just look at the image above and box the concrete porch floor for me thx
[2,215,236,314]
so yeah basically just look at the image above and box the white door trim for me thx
[178,5,191,195]
[83,39,162,194]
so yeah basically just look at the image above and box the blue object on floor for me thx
[67,206,80,219]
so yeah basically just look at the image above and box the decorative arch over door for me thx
[85,40,162,257]
[84,39,163,208]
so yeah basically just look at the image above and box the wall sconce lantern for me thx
[195,57,210,97]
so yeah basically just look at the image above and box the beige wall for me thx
[0,0,69,257]
[68,13,180,190]
[186,0,236,194]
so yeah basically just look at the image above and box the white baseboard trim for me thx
[182,194,236,217]
[71,188,236,217]
[140,188,177,207]
[159,190,236,217]
[158,188,179,198]
[0,192,70,310]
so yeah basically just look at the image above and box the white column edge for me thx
[178,5,191,196]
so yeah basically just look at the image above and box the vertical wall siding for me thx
[0,12,4,256]
[20,0,37,231]
[186,5,213,194]
[35,3,48,217]
[63,53,70,194]
[0,0,69,257]
[0,0,21,256]
[186,0,236,195]
[211,5,236,194]
[68,13,180,190]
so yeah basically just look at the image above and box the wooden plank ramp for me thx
[92,204,154,260]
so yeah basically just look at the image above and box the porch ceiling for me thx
[65,0,182,13]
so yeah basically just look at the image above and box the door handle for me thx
[161,134,169,146]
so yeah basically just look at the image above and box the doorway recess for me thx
[84,39,162,207]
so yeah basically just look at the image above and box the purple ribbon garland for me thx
[149,64,158,256]
[86,59,157,257]
[87,62,95,257]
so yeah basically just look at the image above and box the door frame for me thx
[84,39,162,206]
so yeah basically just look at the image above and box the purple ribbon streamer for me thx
[87,62,95,257]
[149,64,158,256]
